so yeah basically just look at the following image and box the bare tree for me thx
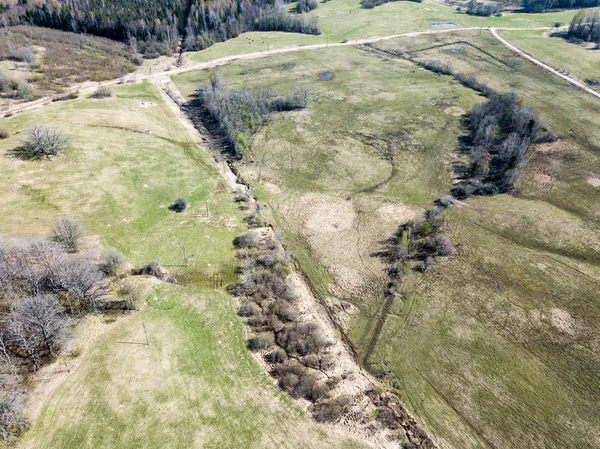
[0,393,29,443]
[52,216,83,253]
[57,258,108,311]
[12,125,70,160]
[9,294,71,360]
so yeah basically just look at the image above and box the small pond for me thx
[320,72,334,81]
[449,49,462,54]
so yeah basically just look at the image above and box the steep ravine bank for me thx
[160,79,438,448]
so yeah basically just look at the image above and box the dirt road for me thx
[490,27,600,100]
[7,25,596,118]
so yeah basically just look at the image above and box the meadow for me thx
[0,82,368,449]
[499,28,600,86]
[1,0,599,446]
[172,28,600,449]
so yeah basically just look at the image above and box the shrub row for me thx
[235,228,351,422]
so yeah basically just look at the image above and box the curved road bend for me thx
[5,25,598,117]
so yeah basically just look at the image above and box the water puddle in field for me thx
[449,48,462,54]
[430,23,457,28]
[320,72,334,81]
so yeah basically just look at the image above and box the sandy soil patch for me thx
[444,106,465,117]
[282,194,417,301]
[532,140,567,154]
[300,195,355,234]
[534,172,555,184]
[263,181,281,194]
[587,176,600,187]
[549,308,576,336]
[377,203,418,223]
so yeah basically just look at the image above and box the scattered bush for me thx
[135,260,175,283]
[52,216,83,253]
[11,125,70,160]
[168,197,188,213]
[91,85,113,99]
[465,0,500,16]
[247,332,275,351]
[98,248,126,276]
[0,128,9,139]
[0,71,33,100]
[236,228,335,408]
[0,225,127,442]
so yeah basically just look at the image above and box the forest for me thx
[0,0,320,56]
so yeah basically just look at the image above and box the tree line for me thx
[183,0,320,51]
[194,72,309,158]
[0,0,320,57]
[522,0,600,13]
[568,9,600,43]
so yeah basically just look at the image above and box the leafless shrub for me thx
[11,126,70,160]
[419,256,434,273]
[266,347,287,363]
[9,294,71,360]
[311,395,353,422]
[52,216,83,253]
[57,257,108,311]
[91,85,113,99]
[247,332,274,351]
[239,301,261,317]
[276,321,332,356]
[135,260,174,283]
[426,234,456,256]
[0,393,29,443]
[98,248,125,276]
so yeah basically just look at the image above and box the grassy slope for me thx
[0,83,368,449]
[314,0,579,41]
[188,0,579,63]
[174,29,600,449]
[499,28,600,85]
[369,31,600,449]
[173,46,480,300]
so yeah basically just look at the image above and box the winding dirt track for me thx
[490,28,600,100]
[5,24,597,118]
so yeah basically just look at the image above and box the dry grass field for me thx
[172,30,600,449]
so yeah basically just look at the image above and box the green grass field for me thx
[3,0,600,447]
[0,82,369,449]
[499,28,600,85]
[173,30,600,449]
[187,0,580,65]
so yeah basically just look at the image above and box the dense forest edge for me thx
[0,0,320,58]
